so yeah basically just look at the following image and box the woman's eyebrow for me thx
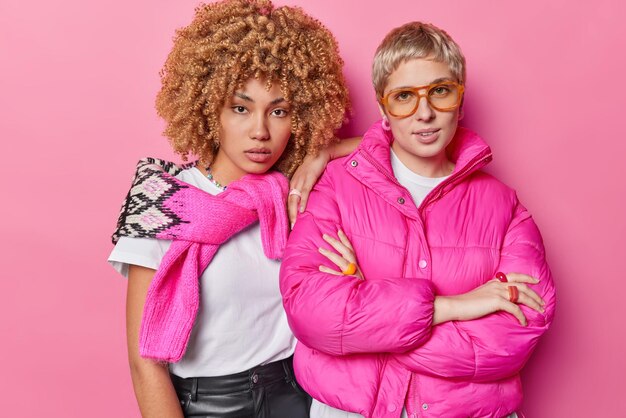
[270,97,286,105]
[234,92,253,102]
[391,77,456,90]
[430,77,455,84]
[233,92,286,105]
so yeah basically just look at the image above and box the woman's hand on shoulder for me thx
[433,273,545,326]
[288,149,331,227]
[288,136,362,227]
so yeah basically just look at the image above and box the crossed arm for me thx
[280,182,555,382]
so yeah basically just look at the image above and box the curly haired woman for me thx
[107,1,350,416]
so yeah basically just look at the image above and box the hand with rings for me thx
[496,272,519,303]
[433,272,546,327]
[288,149,332,228]
[318,230,364,280]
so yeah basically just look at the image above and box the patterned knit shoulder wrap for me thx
[111,157,197,244]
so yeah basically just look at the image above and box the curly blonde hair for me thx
[156,0,350,176]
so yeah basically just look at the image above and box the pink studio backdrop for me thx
[1,0,625,416]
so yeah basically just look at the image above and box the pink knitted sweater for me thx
[112,158,289,362]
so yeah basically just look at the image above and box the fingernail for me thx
[290,223,295,229]
[318,247,324,253]
[299,206,304,213]
[322,234,329,240]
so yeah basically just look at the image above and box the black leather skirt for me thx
[171,356,311,418]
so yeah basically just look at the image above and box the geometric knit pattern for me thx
[111,157,195,244]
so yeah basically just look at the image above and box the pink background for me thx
[1,0,625,416]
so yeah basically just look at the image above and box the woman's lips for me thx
[245,149,272,163]
[412,128,440,144]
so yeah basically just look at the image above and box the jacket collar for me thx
[343,120,493,218]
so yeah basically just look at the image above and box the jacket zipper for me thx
[354,145,492,416]
[358,148,491,281]
[359,150,406,189]
[357,148,492,215]
[358,150,418,279]
[418,151,492,216]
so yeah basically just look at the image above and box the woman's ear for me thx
[458,96,465,121]
[379,103,392,131]
[378,103,386,119]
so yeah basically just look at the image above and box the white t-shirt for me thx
[108,167,296,378]
[390,148,450,208]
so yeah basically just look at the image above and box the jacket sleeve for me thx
[280,173,436,357]
[395,200,556,382]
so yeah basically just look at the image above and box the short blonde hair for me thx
[156,0,349,177]
[372,22,466,98]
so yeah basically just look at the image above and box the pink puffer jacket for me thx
[280,121,556,418]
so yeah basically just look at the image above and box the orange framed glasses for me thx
[379,81,465,118]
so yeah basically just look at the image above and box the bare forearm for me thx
[328,136,361,160]
[130,360,184,418]
[126,264,184,417]
[432,296,455,325]
[432,273,544,327]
